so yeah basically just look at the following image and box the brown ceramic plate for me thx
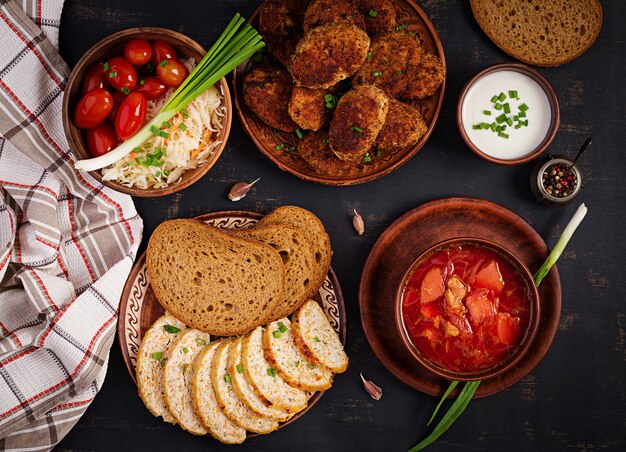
[359,197,562,398]
[118,210,346,433]
[233,0,446,186]
[64,27,232,197]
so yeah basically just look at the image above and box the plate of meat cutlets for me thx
[233,0,446,186]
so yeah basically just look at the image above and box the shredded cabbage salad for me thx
[101,59,226,189]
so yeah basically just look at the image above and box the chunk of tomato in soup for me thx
[420,267,445,304]
[474,260,505,292]
[465,289,496,324]
[496,312,521,346]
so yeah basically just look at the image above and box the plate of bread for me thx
[233,0,446,186]
[118,206,347,444]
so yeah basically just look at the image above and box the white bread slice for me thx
[241,327,308,414]
[263,318,333,392]
[136,314,187,424]
[227,336,291,422]
[256,206,331,298]
[163,329,211,435]
[292,299,348,373]
[230,224,317,321]
[192,340,246,444]
[211,340,278,434]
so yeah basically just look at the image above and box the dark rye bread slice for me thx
[470,0,602,67]
[146,219,285,336]
[229,224,316,321]
[255,206,331,298]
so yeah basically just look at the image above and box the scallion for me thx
[75,14,265,172]
[236,364,244,373]
[368,9,378,17]
[179,122,187,132]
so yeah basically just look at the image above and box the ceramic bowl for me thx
[456,63,559,165]
[63,27,232,197]
[395,237,541,381]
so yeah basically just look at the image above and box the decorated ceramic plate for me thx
[233,0,446,186]
[118,210,346,431]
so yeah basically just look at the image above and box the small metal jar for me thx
[530,156,582,206]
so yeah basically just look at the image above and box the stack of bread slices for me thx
[138,206,347,443]
[137,300,348,444]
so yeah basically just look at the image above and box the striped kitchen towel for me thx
[0,0,143,450]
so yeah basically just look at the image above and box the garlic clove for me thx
[228,178,260,201]
[353,209,365,235]
[360,372,382,400]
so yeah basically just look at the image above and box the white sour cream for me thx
[461,70,552,160]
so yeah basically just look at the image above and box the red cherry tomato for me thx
[135,76,167,100]
[115,92,147,140]
[156,59,188,88]
[81,63,109,94]
[74,88,114,129]
[104,57,137,93]
[151,40,178,67]
[86,120,118,157]
[124,38,152,66]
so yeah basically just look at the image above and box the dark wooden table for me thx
[57,0,626,450]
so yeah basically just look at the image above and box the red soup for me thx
[401,243,532,374]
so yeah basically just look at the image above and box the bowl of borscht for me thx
[395,238,540,381]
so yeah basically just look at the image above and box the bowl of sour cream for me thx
[457,63,560,165]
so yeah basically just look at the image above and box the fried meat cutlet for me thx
[288,86,334,131]
[353,30,422,98]
[358,0,397,35]
[259,0,309,67]
[402,52,445,100]
[303,0,366,31]
[243,65,298,132]
[375,99,427,154]
[329,84,389,162]
[290,23,370,89]
[299,131,355,175]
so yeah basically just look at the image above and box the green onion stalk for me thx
[410,203,588,451]
[75,14,264,172]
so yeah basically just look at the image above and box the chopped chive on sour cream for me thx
[472,90,529,139]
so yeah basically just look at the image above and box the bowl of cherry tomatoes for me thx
[63,27,232,197]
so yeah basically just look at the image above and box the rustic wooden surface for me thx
[57,0,625,450]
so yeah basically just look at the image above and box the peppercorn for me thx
[542,163,578,199]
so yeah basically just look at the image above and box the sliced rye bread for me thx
[291,300,348,373]
[230,224,316,321]
[227,336,291,422]
[470,0,602,67]
[136,314,187,424]
[163,329,211,435]
[256,206,332,297]
[211,340,278,434]
[263,318,333,392]
[192,341,246,444]
[146,219,285,336]
[241,326,309,414]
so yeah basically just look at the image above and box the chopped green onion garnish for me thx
[513,115,519,121]
[368,9,378,17]
[519,111,526,118]
[286,146,296,152]
[159,358,168,368]
[351,125,363,133]
[295,361,300,367]
[498,132,509,139]
[151,352,162,360]
[396,24,406,31]
[375,149,382,157]
[503,103,511,114]
[372,71,382,77]
[506,118,513,126]
[182,347,188,354]
[322,138,330,144]
[181,363,189,374]
[324,93,334,102]
[490,123,497,131]
[273,330,282,338]
[483,110,491,115]
[224,373,231,383]
[509,90,518,98]
[121,87,130,95]
[236,364,244,373]
[150,125,161,136]
[490,95,499,103]
[366,51,372,60]
[139,79,146,85]
[196,338,207,346]
[326,102,335,109]
[495,113,507,124]
[159,60,168,67]
[102,62,109,72]
[518,103,529,112]
[109,71,117,78]
[181,108,189,119]
[162,121,171,128]
[163,325,181,334]
[278,322,288,333]
[472,124,481,130]
[296,128,305,139]
[267,368,277,377]
[314,336,321,342]
[275,144,284,150]
[179,122,187,131]
[307,364,317,369]
[498,92,506,102]
[362,153,372,164]
[494,103,503,110]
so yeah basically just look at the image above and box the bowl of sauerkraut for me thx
[64,28,232,197]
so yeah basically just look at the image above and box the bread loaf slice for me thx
[230,224,316,321]
[146,219,285,336]
[163,329,211,435]
[292,300,348,373]
[227,336,291,422]
[211,340,278,434]
[241,326,308,414]
[136,314,187,424]
[192,340,246,444]
[470,0,602,67]
[256,206,331,297]
[263,318,333,392]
